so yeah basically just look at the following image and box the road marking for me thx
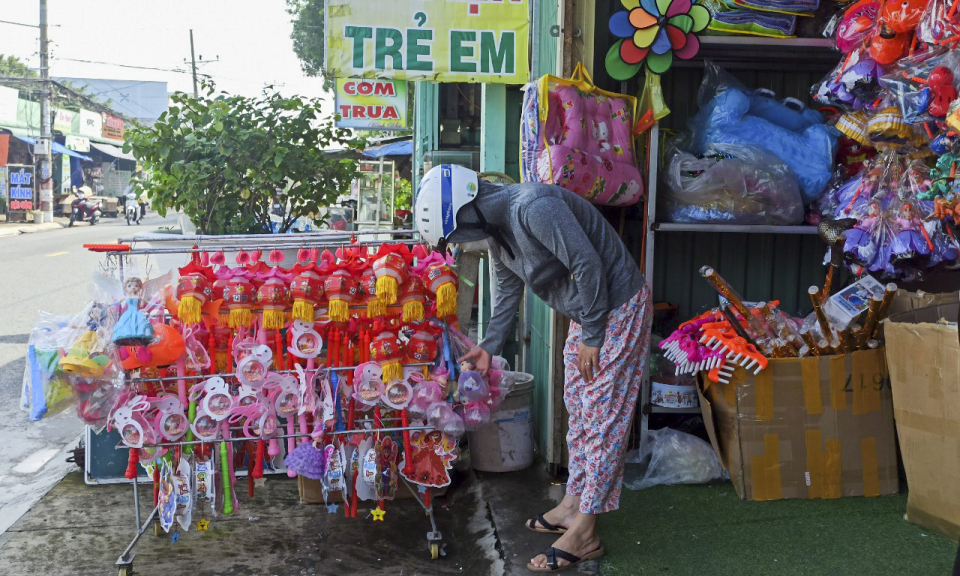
[45,251,69,257]
[12,448,59,474]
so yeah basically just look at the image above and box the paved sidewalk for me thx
[0,218,70,237]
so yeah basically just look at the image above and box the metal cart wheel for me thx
[118,565,132,576]
[430,542,440,560]
[153,522,163,537]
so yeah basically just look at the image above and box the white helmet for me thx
[414,164,479,246]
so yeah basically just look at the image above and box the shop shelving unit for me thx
[638,36,841,439]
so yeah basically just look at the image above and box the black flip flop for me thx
[525,513,567,534]
[527,546,605,572]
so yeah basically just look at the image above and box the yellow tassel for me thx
[402,300,424,323]
[328,299,350,322]
[178,296,203,325]
[376,276,400,305]
[382,360,403,383]
[291,300,315,323]
[263,309,286,330]
[367,298,387,318]
[218,312,230,327]
[229,307,252,329]
[436,282,458,318]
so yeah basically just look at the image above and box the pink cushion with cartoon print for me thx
[534,143,643,206]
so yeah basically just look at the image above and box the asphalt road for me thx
[0,211,178,534]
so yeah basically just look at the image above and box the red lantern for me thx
[256,268,291,330]
[176,261,215,325]
[406,326,439,364]
[370,329,404,382]
[373,253,409,305]
[399,276,426,323]
[324,268,359,322]
[359,266,386,318]
[223,273,255,328]
[289,264,325,323]
[424,264,459,318]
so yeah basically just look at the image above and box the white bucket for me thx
[468,371,535,472]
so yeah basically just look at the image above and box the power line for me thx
[54,56,196,75]
[0,18,39,28]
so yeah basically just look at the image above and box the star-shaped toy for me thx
[326,503,339,514]
[371,507,386,522]
[171,531,180,544]
[196,518,211,532]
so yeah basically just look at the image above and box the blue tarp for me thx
[361,139,412,158]
[14,135,93,161]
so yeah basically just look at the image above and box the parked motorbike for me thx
[69,187,102,227]
[124,192,143,225]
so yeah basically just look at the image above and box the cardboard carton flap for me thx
[697,378,726,470]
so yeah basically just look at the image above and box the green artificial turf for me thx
[599,482,957,576]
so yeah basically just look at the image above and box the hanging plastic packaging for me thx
[520,63,645,206]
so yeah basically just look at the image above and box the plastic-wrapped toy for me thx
[843,200,882,265]
[59,303,111,376]
[836,0,880,53]
[112,278,155,345]
[890,202,933,263]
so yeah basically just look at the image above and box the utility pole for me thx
[38,0,53,223]
[189,29,199,97]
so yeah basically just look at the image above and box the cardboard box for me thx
[698,348,899,501]
[888,290,958,317]
[884,303,960,540]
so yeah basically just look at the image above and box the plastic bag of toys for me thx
[663,143,805,225]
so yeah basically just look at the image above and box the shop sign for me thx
[7,164,35,212]
[65,134,90,153]
[325,0,529,84]
[102,113,124,140]
[0,86,17,124]
[79,109,102,138]
[53,108,75,133]
[335,78,408,130]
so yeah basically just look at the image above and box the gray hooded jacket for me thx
[449,180,644,354]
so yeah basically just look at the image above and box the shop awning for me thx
[90,141,136,162]
[361,139,412,158]
[13,135,93,161]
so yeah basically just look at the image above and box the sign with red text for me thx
[335,78,408,130]
[101,113,125,141]
[7,164,35,213]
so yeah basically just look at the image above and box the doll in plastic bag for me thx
[59,302,112,376]
[890,202,932,264]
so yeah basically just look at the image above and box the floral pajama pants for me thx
[563,285,652,514]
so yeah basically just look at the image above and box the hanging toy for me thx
[359,264,387,318]
[370,328,405,383]
[424,263,458,319]
[222,265,256,329]
[405,323,441,364]
[353,361,385,407]
[176,260,216,326]
[290,250,326,323]
[324,267,359,323]
[928,67,957,118]
[256,252,292,330]
[399,276,427,323]
[373,252,409,305]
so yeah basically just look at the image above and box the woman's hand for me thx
[458,346,492,377]
[578,344,600,382]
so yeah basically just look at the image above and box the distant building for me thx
[53,78,168,125]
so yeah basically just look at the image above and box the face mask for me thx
[456,239,491,253]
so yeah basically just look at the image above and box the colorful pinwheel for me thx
[606,0,711,78]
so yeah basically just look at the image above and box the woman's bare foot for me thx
[529,512,602,570]
[527,494,580,531]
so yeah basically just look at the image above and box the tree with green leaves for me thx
[0,54,36,77]
[125,86,366,235]
[286,0,334,91]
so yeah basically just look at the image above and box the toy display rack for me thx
[87,230,453,576]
